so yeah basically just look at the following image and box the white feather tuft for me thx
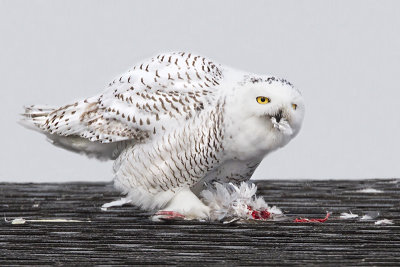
[357,188,383,193]
[360,214,373,220]
[201,182,283,221]
[340,211,359,219]
[375,219,394,225]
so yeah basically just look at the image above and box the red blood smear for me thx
[252,210,261,220]
[293,212,331,223]
[247,205,272,220]
[260,210,271,219]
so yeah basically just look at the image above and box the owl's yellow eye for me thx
[256,96,270,104]
[292,103,297,110]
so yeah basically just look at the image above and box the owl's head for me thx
[224,74,305,158]
[243,76,304,137]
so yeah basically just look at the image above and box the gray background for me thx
[0,0,399,182]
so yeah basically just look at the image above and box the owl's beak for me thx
[272,109,283,123]
[268,109,293,135]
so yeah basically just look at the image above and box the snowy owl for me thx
[22,52,304,221]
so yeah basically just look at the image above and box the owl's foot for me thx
[153,211,186,221]
[152,188,210,221]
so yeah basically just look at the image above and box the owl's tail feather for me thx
[20,104,128,160]
[20,105,58,130]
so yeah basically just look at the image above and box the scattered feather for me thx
[10,218,26,225]
[375,219,394,225]
[101,197,132,211]
[357,188,383,193]
[6,217,90,224]
[340,211,359,219]
[361,215,373,220]
[361,211,379,220]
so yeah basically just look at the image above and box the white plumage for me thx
[22,52,305,221]
[201,182,284,222]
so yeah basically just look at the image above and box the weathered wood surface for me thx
[0,179,399,265]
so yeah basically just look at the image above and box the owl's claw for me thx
[152,210,186,221]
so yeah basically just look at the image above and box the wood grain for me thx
[0,180,399,265]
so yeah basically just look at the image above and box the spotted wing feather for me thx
[23,52,224,146]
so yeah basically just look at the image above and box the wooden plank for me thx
[0,180,399,265]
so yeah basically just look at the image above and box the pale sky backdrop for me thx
[0,0,399,182]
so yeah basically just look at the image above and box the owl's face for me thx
[247,79,305,138]
[224,76,304,159]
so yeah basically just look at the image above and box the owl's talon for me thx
[153,210,186,221]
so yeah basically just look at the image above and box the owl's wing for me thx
[24,52,224,147]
